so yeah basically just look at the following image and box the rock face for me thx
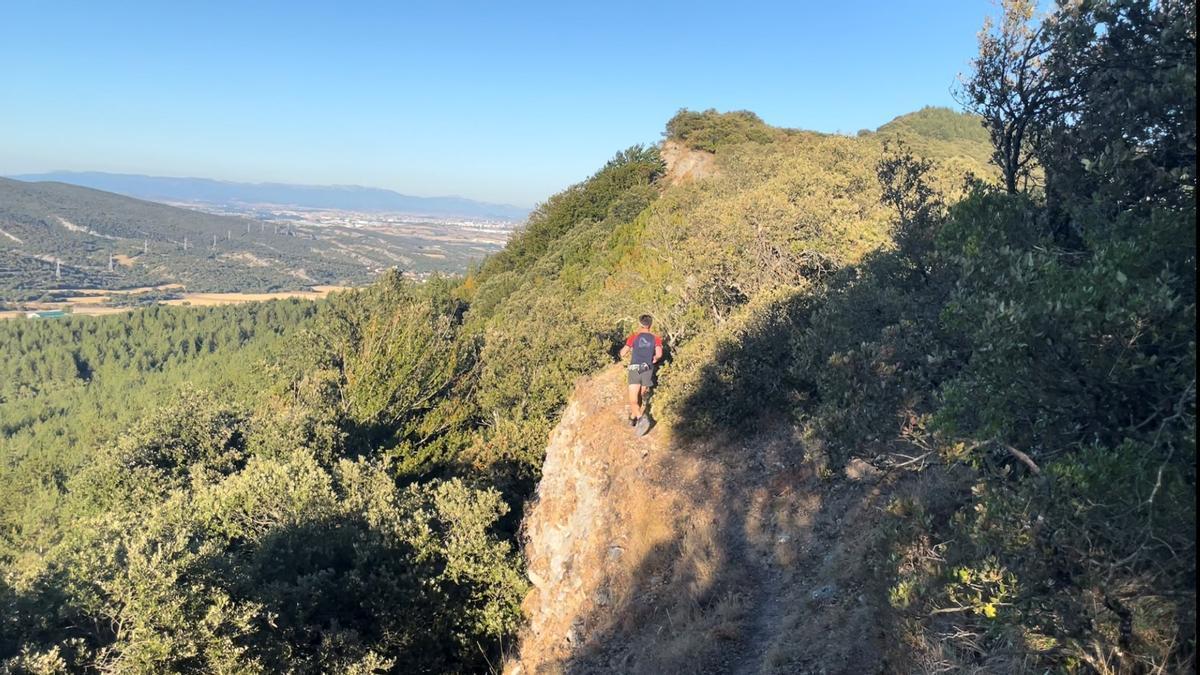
[509,366,673,672]
[508,366,918,675]
[660,140,718,186]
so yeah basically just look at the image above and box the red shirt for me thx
[625,330,662,366]
[625,331,663,348]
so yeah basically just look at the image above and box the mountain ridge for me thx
[8,171,531,221]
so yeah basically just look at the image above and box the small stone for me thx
[811,584,838,602]
[594,587,611,607]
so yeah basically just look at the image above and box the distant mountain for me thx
[0,178,504,297]
[8,172,531,221]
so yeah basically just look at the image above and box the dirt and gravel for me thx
[508,366,926,675]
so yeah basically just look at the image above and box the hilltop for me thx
[870,106,993,170]
[874,106,990,145]
[504,93,1192,670]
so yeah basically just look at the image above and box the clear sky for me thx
[1,1,992,207]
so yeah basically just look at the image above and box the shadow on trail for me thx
[543,251,951,674]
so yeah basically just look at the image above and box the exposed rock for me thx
[844,457,883,482]
[508,366,669,672]
[660,139,718,185]
[593,587,611,607]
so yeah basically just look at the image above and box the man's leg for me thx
[627,384,642,421]
[638,385,650,418]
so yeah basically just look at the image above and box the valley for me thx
[0,177,515,305]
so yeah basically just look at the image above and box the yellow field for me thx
[159,287,347,307]
[1,285,353,320]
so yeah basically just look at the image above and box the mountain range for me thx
[7,172,531,221]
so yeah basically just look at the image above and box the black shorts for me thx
[627,363,654,387]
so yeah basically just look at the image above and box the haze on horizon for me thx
[2,1,990,207]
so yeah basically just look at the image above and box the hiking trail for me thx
[507,365,928,674]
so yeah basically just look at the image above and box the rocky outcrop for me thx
[509,366,673,672]
[660,140,718,186]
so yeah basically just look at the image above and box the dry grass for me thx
[67,306,136,317]
[1,285,353,321]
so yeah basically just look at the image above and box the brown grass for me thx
[160,289,336,306]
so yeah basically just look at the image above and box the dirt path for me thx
[731,567,788,675]
[509,366,905,674]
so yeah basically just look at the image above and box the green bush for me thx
[664,108,777,152]
[8,439,525,673]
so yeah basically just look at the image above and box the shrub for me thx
[664,108,777,152]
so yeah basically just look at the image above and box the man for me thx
[619,314,663,431]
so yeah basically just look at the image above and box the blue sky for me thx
[1,1,992,206]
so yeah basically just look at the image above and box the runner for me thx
[619,314,663,435]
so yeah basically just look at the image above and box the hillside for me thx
[0,178,505,299]
[8,172,531,221]
[508,92,1193,672]
[1,8,1195,669]
[0,108,999,672]
[870,106,994,174]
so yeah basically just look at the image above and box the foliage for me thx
[663,109,777,152]
[954,0,1059,193]
[908,4,1197,664]
[656,2,1195,669]
[0,301,317,563]
[1039,0,1197,236]
[4,363,525,673]
[476,145,664,283]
